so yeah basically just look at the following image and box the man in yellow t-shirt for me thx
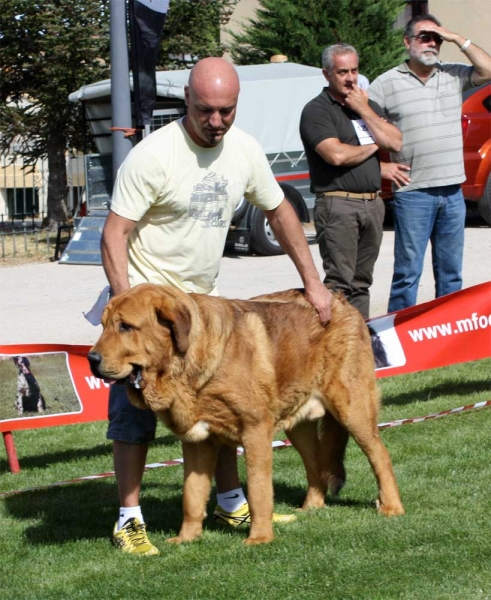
[102,57,332,555]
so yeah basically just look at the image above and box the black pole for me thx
[128,0,143,132]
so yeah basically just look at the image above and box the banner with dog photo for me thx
[1,282,490,432]
[0,345,108,432]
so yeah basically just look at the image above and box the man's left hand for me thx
[381,162,411,188]
[305,281,332,325]
[420,23,461,45]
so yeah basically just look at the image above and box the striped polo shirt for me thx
[368,61,474,192]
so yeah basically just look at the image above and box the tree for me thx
[0,0,237,227]
[0,1,111,227]
[229,0,406,82]
[160,0,238,70]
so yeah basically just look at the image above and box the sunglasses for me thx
[410,32,444,45]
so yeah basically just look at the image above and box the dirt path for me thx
[1,219,489,346]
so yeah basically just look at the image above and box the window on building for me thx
[395,1,429,32]
[410,1,428,17]
[6,187,39,217]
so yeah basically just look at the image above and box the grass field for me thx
[0,229,63,264]
[1,359,490,600]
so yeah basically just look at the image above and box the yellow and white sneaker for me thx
[112,517,159,556]
[213,502,297,527]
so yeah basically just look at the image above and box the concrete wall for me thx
[428,0,490,63]
[221,0,260,62]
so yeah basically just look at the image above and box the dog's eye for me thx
[119,322,133,332]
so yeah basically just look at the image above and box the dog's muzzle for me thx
[87,351,142,388]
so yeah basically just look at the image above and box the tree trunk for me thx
[42,140,69,229]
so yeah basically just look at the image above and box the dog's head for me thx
[87,284,193,391]
[13,356,31,373]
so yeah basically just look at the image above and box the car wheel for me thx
[250,198,302,256]
[477,174,491,226]
[250,207,285,256]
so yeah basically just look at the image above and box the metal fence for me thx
[0,152,84,259]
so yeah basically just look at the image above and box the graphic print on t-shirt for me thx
[189,172,228,228]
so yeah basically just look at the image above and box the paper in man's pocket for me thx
[84,285,111,326]
[352,118,375,145]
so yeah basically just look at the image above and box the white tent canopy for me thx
[69,62,326,155]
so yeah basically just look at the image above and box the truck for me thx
[65,62,326,263]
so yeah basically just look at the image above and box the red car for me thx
[461,83,491,224]
[381,83,491,225]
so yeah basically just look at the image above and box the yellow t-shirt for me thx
[110,119,284,294]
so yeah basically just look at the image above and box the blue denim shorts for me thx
[106,384,157,444]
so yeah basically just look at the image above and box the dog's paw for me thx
[166,523,203,544]
[376,499,405,517]
[166,536,184,545]
[299,489,326,510]
[244,535,274,546]
[325,475,345,497]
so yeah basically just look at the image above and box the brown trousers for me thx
[314,195,385,319]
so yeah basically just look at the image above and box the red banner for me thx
[370,281,491,378]
[1,282,490,433]
[0,345,109,432]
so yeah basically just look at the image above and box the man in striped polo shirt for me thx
[369,14,491,312]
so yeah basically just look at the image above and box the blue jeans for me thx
[388,185,465,312]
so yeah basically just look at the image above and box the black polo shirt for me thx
[300,88,383,193]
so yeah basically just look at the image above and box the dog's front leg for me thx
[167,440,217,544]
[15,391,23,414]
[242,422,275,545]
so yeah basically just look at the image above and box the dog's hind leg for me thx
[168,440,218,544]
[347,422,404,516]
[318,412,349,497]
[326,384,404,517]
[37,395,46,413]
[286,420,326,509]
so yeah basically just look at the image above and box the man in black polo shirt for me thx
[300,43,402,318]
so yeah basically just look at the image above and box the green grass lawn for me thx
[1,359,490,600]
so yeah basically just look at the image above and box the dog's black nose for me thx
[87,351,102,366]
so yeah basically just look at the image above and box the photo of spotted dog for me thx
[13,356,47,414]
[368,326,391,369]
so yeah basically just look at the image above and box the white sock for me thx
[216,488,247,513]
[117,506,144,530]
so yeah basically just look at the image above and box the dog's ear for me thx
[155,297,192,354]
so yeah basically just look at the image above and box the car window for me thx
[463,82,490,102]
[482,94,491,113]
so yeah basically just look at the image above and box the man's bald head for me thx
[188,57,240,97]
[183,58,240,147]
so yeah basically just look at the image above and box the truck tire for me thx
[250,194,302,256]
[477,174,491,226]
[278,183,310,222]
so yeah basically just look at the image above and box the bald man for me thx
[101,57,332,555]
